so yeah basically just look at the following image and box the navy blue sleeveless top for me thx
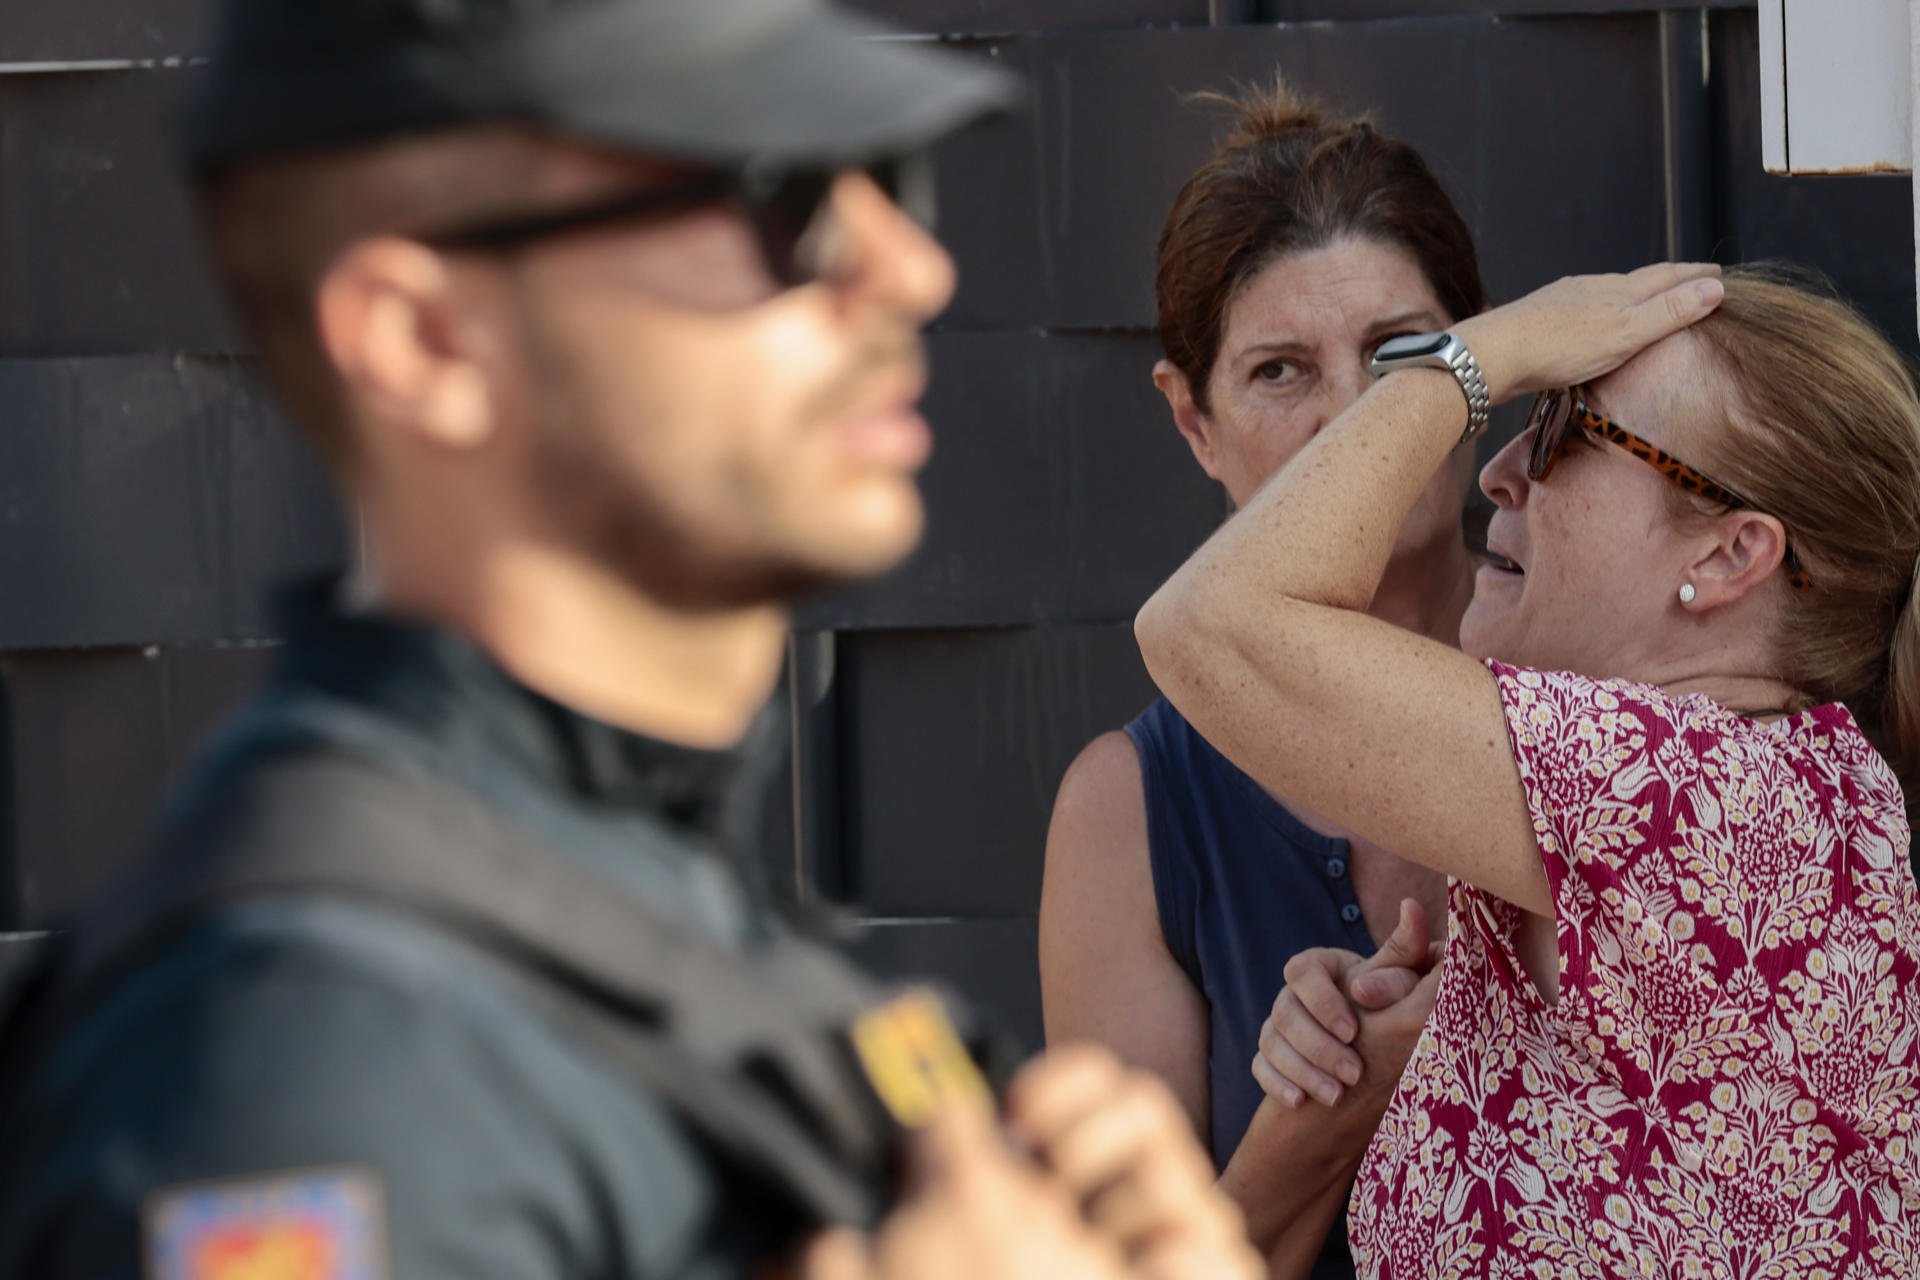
[1126,697,1373,1277]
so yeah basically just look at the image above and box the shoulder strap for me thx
[26,748,908,1231]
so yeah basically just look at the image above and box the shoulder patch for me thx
[143,1167,387,1280]
[849,989,992,1128]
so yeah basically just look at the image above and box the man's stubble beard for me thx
[524,395,914,613]
[517,296,932,610]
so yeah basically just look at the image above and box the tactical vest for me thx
[0,710,1003,1249]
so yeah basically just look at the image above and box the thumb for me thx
[1348,901,1430,1009]
[902,1102,1002,1196]
[1357,899,1429,976]
[1638,274,1724,345]
[1349,964,1422,1010]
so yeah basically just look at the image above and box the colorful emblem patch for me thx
[144,1167,386,1280]
[849,989,992,1128]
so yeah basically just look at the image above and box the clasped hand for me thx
[1252,900,1444,1112]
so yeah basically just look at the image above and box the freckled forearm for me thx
[1135,370,1465,733]
[1143,371,1464,635]
[1216,1093,1387,1269]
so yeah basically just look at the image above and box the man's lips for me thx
[834,405,933,470]
[827,362,933,470]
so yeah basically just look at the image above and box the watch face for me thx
[1376,332,1451,361]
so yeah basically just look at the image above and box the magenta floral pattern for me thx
[1348,662,1920,1278]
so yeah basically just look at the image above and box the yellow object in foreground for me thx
[850,991,993,1128]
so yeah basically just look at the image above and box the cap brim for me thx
[514,4,1022,165]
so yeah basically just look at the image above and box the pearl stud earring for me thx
[1679,583,1697,605]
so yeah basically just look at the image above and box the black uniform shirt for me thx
[0,582,810,1279]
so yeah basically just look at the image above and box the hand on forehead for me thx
[1585,328,1725,460]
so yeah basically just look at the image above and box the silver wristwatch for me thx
[1368,332,1492,446]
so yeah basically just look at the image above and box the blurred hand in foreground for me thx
[1004,1046,1261,1280]
[797,1101,1126,1280]
[798,1046,1260,1280]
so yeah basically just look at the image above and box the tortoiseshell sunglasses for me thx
[1525,387,1812,590]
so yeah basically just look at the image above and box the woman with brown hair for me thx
[1137,258,1920,1274]
[1041,82,1483,1275]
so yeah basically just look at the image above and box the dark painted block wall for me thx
[0,645,279,923]
[1709,9,1917,353]
[0,70,238,355]
[0,358,345,649]
[3,3,1916,1058]
[0,0,211,60]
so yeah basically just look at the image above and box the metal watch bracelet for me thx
[1368,331,1493,447]
[1445,340,1493,446]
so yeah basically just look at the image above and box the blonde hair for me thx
[1692,265,1920,818]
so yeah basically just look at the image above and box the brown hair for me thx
[1690,265,1920,819]
[1155,79,1486,411]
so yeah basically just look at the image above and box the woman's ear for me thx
[316,237,500,452]
[1153,359,1226,484]
[1682,511,1790,610]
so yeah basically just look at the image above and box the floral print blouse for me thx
[1348,662,1920,1278]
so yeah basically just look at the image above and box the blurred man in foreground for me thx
[0,3,1258,1276]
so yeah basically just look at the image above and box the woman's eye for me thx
[1254,359,1301,384]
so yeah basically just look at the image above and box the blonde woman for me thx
[1138,264,1920,1275]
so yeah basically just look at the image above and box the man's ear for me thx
[1681,510,1790,611]
[1152,359,1225,484]
[315,237,498,451]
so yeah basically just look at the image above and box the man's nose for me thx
[820,169,957,323]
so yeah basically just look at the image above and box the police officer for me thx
[0,2,1261,1278]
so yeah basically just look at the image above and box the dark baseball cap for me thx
[186,0,1020,177]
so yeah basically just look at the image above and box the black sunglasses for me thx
[420,155,933,290]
